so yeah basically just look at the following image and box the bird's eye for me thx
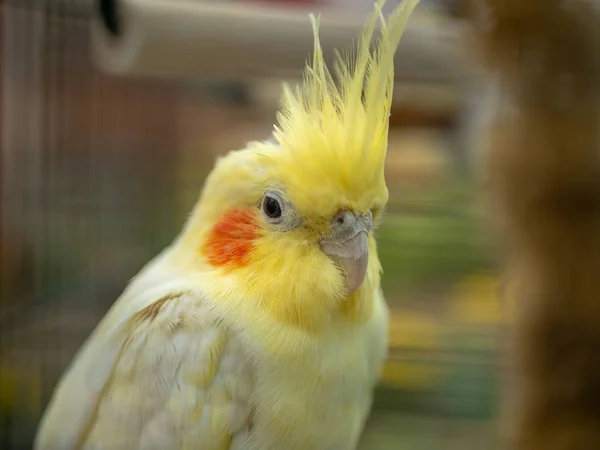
[262,194,283,222]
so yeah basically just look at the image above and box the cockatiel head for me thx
[174,0,419,330]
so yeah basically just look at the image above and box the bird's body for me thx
[37,246,388,450]
[35,0,419,448]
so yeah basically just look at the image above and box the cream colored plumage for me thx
[36,255,254,449]
[35,1,420,448]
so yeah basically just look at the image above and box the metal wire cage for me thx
[0,2,221,446]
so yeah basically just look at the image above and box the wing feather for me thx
[34,290,252,450]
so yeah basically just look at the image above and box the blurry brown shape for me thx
[0,230,33,311]
[463,0,600,449]
[389,82,461,129]
[0,4,32,314]
[385,128,450,187]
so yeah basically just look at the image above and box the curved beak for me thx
[319,210,373,296]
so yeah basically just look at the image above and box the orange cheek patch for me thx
[203,208,260,269]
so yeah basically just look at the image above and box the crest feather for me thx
[273,0,421,195]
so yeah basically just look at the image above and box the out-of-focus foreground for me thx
[0,1,504,448]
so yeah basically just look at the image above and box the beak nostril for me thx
[336,215,345,225]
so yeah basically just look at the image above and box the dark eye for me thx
[262,195,282,220]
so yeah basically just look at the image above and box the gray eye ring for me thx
[261,191,285,224]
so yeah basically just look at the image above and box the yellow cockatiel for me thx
[35,0,420,448]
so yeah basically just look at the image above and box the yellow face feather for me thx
[174,0,420,331]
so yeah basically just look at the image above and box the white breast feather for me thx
[34,288,253,450]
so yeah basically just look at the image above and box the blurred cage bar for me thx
[0,1,203,446]
[0,1,501,449]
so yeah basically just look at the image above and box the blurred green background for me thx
[0,0,507,448]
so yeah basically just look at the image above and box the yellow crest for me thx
[273,0,420,209]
